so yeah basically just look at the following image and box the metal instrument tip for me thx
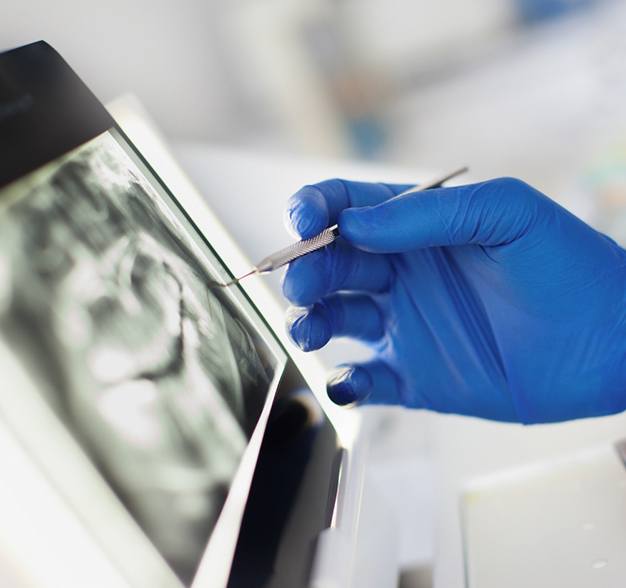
[218,268,257,288]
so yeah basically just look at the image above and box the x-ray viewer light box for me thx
[0,42,344,588]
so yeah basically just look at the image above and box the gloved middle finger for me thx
[282,239,393,306]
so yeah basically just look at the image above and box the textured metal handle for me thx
[255,224,340,273]
[233,166,468,286]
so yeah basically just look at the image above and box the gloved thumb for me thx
[338,177,538,253]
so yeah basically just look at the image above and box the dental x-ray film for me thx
[0,128,283,583]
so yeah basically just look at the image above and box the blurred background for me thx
[3,0,626,240]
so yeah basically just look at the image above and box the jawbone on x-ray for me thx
[0,131,278,582]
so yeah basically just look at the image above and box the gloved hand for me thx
[282,177,626,424]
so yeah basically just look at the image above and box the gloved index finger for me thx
[286,179,411,239]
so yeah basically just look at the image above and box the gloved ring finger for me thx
[287,293,384,351]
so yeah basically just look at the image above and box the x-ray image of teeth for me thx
[0,131,278,583]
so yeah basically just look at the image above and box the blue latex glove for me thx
[283,177,626,423]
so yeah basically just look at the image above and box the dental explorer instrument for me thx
[220,166,468,287]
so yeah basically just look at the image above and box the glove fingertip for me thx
[281,254,324,306]
[286,186,329,238]
[287,307,332,351]
[327,366,372,406]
